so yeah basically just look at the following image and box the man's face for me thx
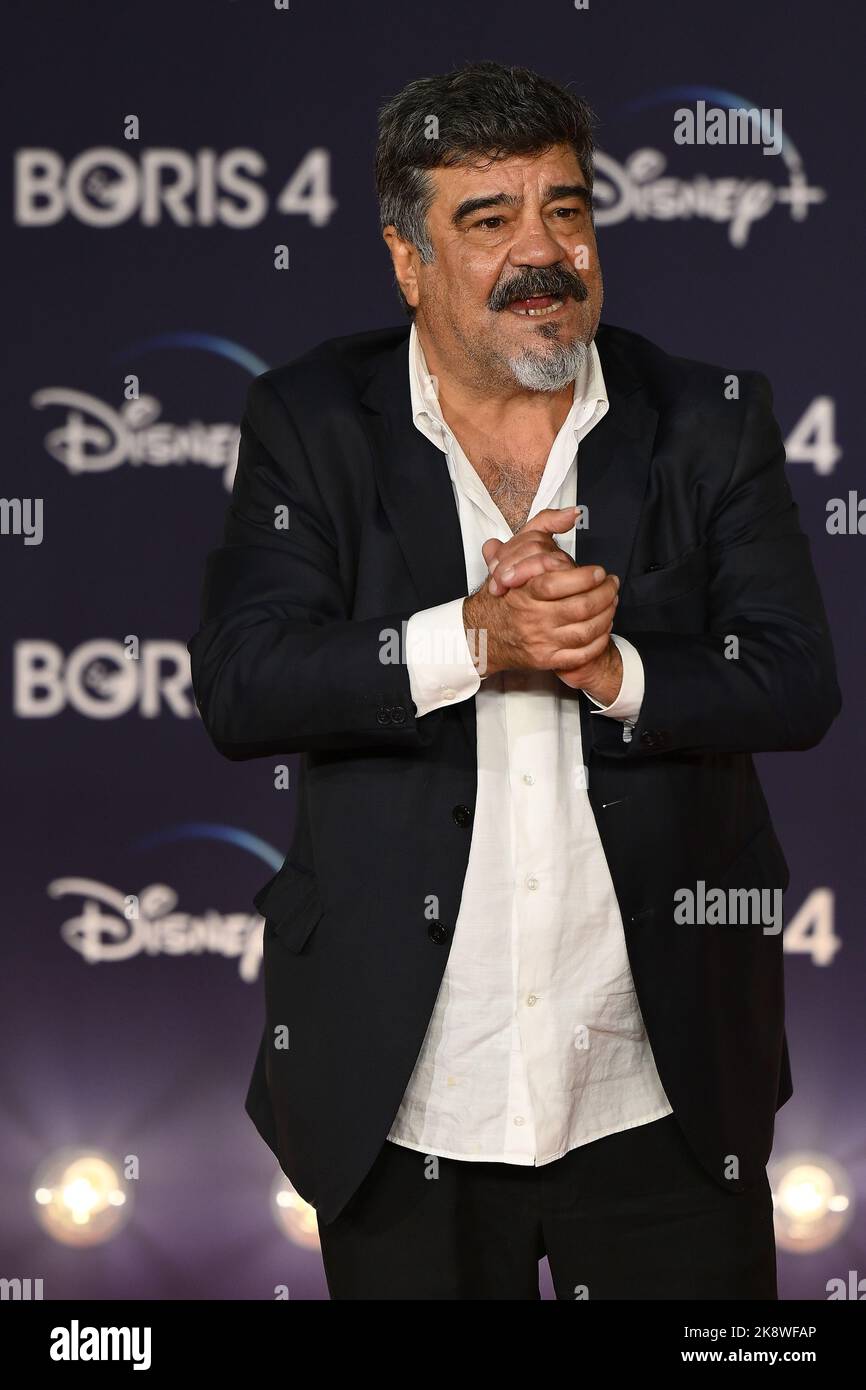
[395,143,603,392]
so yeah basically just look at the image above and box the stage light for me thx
[31,1149,132,1247]
[769,1151,854,1253]
[270,1170,320,1250]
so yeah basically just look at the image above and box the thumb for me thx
[520,505,581,536]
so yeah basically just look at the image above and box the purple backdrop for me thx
[2,0,863,1301]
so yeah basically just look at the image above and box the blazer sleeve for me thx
[187,373,444,759]
[588,372,842,759]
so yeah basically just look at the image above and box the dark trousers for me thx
[317,1115,777,1300]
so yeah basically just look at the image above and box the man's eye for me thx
[552,207,580,219]
[474,216,505,230]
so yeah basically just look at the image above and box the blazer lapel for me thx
[575,331,658,585]
[574,331,658,757]
[361,334,477,748]
[361,336,469,611]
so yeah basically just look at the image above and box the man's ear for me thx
[382,226,420,313]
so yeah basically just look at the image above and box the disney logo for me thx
[48,878,263,982]
[30,390,239,490]
[593,148,825,248]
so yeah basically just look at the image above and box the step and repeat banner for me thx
[2,0,863,1301]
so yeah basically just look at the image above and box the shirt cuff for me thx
[405,598,482,718]
[585,634,644,723]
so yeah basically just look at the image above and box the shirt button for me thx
[442,687,457,700]
[513,1116,525,1127]
[526,875,539,891]
[522,773,535,785]
[527,994,539,1007]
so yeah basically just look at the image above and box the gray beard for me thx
[506,335,589,391]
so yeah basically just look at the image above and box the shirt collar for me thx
[408,319,608,445]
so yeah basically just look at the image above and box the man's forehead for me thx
[430,144,585,202]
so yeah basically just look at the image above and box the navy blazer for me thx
[188,321,841,1224]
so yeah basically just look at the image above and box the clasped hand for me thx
[466,506,622,702]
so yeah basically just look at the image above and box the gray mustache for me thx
[489,270,588,312]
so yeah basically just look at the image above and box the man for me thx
[188,61,840,1300]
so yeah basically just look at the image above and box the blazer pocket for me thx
[699,820,791,930]
[253,861,324,954]
[715,818,791,895]
[622,545,709,607]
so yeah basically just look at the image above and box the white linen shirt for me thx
[386,323,673,1164]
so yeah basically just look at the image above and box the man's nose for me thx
[507,215,564,267]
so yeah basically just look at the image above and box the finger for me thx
[518,505,581,537]
[553,604,616,651]
[481,536,505,568]
[485,518,606,583]
[550,629,613,671]
[547,576,619,622]
[491,527,570,571]
[487,535,572,593]
[490,550,573,594]
[483,532,557,585]
[526,565,615,602]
